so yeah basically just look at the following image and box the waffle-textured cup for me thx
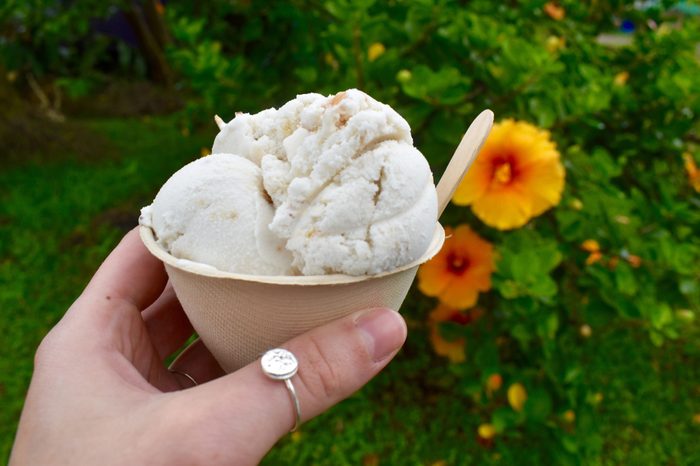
[140,224,445,372]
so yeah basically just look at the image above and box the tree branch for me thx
[123,4,173,87]
[26,74,64,122]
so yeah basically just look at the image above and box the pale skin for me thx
[10,228,407,465]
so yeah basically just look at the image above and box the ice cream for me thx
[143,89,438,276]
[139,153,294,275]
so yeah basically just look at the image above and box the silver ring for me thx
[261,348,301,432]
[168,368,198,387]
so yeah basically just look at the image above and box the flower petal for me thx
[519,157,565,216]
[465,268,493,291]
[452,155,492,205]
[429,303,460,323]
[452,121,511,205]
[471,185,534,230]
[418,260,453,297]
[438,279,480,309]
[430,325,466,363]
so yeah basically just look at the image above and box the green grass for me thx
[261,320,700,466]
[0,116,211,460]
[1,116,698,464]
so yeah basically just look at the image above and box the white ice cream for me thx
[211,89,438,275]
[143,89,436,276]
[140,153,293,275]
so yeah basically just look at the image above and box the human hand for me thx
[10,228,407,465]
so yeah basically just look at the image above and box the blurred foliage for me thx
[0,1,126,78]
[2,0,700,464]
[163,1,700,461]
[0,117,213,460]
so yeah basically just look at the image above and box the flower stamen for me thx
[447,253,470,275]
[494,162,512,184]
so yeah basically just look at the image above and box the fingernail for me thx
[355,308,407,362]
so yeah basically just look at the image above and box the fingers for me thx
[82,228,168,311]
[167,338,225,388]
[182,308,406,461]
[142,284,194,359]
[50,228,171,365]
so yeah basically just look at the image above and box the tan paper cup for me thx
[140,223,445,372]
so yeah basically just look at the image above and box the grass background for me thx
[1,116,698,464]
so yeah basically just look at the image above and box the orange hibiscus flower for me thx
[428,304,482,363]
[418,225,495,308]
[453,119,565,230]
[684,152,700,192]
[544,2,565,21]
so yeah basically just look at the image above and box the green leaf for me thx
[496,279,521,299]
[463,380,482,397]
[495,230,562,299]
[294,66,318,83]
[429,111,469,144]
[591,147,622,179]
[614,262,638,296]
[537,312,559,340]
[650,330,664,347]
[564,366,583,384]
[524,388,553,422]
[439,321,465,342]
[473,339,499,372]
[649,302,673,330]
[492,408,519,433]
[511,324,532,347]
[561,435,579,453]
[528,276,559,298]
[400,65,471,105]
[528,97,557,128]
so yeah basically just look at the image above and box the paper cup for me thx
[140,224,445,372]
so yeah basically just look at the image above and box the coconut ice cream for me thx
[142,89,438,276]
[140,153,293,275]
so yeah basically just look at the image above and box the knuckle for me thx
[298,335,341,402]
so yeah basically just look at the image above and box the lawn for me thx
[1,116,698,464]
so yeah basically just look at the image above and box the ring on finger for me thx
[168,368,198,388]
[261,348,301,432]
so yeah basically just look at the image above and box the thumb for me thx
[182,307,406,462]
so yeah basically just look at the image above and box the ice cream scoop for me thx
[140,153,293,275]
[211,89,438,275]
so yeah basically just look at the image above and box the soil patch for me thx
[64,80,183,118]
[0,80,114,166]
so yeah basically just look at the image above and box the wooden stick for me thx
[435,109,494,218]
[214,115,225,130]
[26,73,65,122]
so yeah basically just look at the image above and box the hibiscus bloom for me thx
[683,152,700,193]
[453,119,565,230]
[418,225,495,308]
[544,2,565,21]
[428,304,482,363]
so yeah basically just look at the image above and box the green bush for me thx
[2,0,699,463]
[164,0,700,462]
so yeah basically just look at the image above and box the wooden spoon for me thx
[435,109,494,217]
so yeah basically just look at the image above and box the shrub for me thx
[166,1,700,461]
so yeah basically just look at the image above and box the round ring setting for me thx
[261,348,301,431]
